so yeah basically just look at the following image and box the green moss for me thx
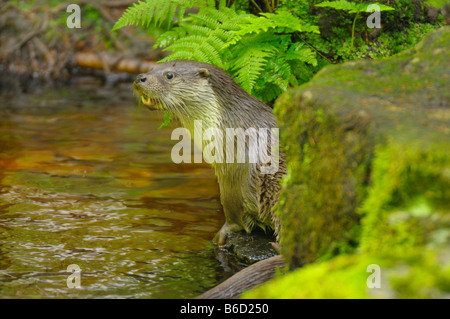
[250,139,449,298]
[275,100,371,266]
[244,250,450,298]
[360,142,450,256]
[246,27,449,298]
[388,251,450,298]
[275,27,450,268]
[243,254,370,299]
[242,254,399,299]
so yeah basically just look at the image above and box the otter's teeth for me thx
[141,96,152,105]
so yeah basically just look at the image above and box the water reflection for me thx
[0,85,238,298]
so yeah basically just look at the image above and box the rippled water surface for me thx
[0,85,237,298]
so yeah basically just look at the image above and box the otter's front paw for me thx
[213,222,243,246]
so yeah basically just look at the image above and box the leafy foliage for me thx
[158,111,173,129]
[156,5,244,69]
[225,8,319,98]
[113,1,320,103]
[113,0,443,106]
[315,1,395,51]
[423,0,450,8]
[112,0,205,31]
[315,0,394,13]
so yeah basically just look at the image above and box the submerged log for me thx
[73,52,157,74]
[196,255,286,299]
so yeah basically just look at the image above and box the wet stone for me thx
[222,231,278,265]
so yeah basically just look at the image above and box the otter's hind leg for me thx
[213,175,246,246]
[213,222,243,246]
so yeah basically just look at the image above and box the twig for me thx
[262,0,273,13]
[295,32,334,64]
[32,37,55,77]
[90,3,133,39]
[351,12,359,52]
[4,13,49,59]
[250,0,263,13]
[305,41,334,64]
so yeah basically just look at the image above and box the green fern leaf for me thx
[155,6,247,68]
[160,50,194,62]
[153,29,185,49]
[234,8,319,40]
[190,11,222,30]
[255,81,283,103]
[158,111,173,129]
[252,41,317,102]
[162,34,225,67]
[202,6,244,31]
[263,57,291,92]
[112,0,205,31]
[230,41,276,93]
[259,8,320,33]
[115,0,319,105]
[315,1,394,13]
[285,42,318,66]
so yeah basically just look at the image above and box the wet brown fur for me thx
[134,60,286,245]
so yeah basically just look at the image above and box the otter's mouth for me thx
[138,92,161,110]
[133,82,160,110]
[141,95,157,108]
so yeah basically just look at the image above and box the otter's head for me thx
[133,60,214,115]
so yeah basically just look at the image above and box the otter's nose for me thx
[136,74,147,83]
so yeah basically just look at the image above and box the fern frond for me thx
[115,0,320,105]
[315,1,394,13]
[230,38,277,93]
[158,111,173,129]
[233,49,274,93]
[252,41,317,102]
[259,8,320,33]
[234,8,319,40]
[162,35,204,52]
[112,0,206,31]
[202,6,245,31]
[182,18,233,45]
[160,50,195,61]
[153,28,186,49]
[254,81,283,103]
[190,11,222,30]
[285,42,318,66]
[267,59,291,92]
[155,6,247,68]
[288,60,314,86]
[162,34,224,66]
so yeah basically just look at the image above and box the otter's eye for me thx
[165,72,174,80]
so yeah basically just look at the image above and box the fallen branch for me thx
[73,52,157,74]
[4,13,49,59]
[196,255,286,299]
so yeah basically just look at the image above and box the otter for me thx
[133,59,286,245]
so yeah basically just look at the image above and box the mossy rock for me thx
[244,27,449,298]
[243,250,450,298]
[275,26,449,268]
[359,143,449,257]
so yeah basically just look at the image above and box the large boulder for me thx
[244,27,449,298]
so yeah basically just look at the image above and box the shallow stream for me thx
[0,84,239,298]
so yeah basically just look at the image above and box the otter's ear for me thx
[198,68,210,78]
